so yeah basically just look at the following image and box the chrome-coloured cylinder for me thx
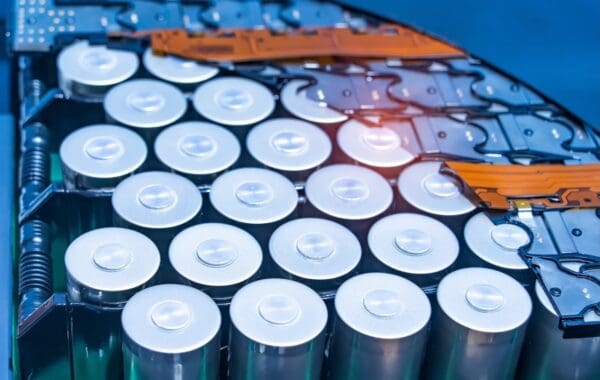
[57,40,139,102]
[208,167,298,248]
[246,118,332,181]
[366,213,459,287]
[228,279,328,380]
[425,268,532,380]
[517,281,600,379]
[396,160,476,231]
[303,164,393,241]
[103,79,188,142]
[111,171,203,255]
[463,212,533,283]
[60,124,147,189]
[327,273,431,380]
[154,121,240,184]
[122,284,221,380]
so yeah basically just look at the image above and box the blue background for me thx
[340,0,600,128]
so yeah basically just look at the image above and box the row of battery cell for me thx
[64,222,600,380]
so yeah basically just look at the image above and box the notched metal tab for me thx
[528,256,600,337]
[448,58,545,107]
[116,1,184,33]
[412,116,507,162]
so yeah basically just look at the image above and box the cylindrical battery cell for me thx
[104,79,188,141]
[111,171,203,255]
[303,164,393,241]
[397,160,476,230]
[154,121,240,183]
[60,124,147,189]
[425,267,532,380]
[328,273,431,380]
[65,227,160,380]
[517,281,600,380]
[121,284,221,380]
[336,119,416,178]
[464,212,532,283]
[142,48,218,86]
[208,167,298,247]
[366,213,459,287]
[246,118,332,181]
[228,279,328,380]
[280,80,348,125]
[269,217,361,291]
[192,77,275,139]
[57,40,139,102]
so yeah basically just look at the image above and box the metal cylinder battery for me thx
[366,213,459,287]
[304,164,393,240]
[111,171,203,256]
[328,273,431,380]
[246,118,332,181]
[280,80,348,126]
[228,279,328,380]
[397,160,476,230]
[336,119,417,178]
[208,168,298,247]
[192,77,275,139]
[57,40,139,102]
[60,124,147,189]
[142,48,219,89]
[122,284,221,380]
[269,218,361,291]
[104,79,188,141]
[425,267,532,380]
[464,212,533,283]
[65,227,160,380]
[169,223,263,298]
[154,121,240,183]
[517,281,600,380]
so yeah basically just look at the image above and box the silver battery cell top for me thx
[169,223,262,287]
[464,212,530,271]
[209,168,298,224]
[142,48,219,84]
[337,119,415,167]
[280,80,348,124]
[335,273,431,339]
[398,161,475,216]
[437,268,532,333]
[230,279,327,347]
[122,284,221,354]
[192,77,275,126]
[368,213,459,275]
[104,79,188,129]
[269,218,361,281]
[65,227,160,305]
[305,164,393,220]
[57,40,139,99]
[112,171,202,229]
[60,124,147,184]
[246,118,332,172]
[154,121,240,176]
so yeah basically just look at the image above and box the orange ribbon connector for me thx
[149,24,464,62]
[443,162,600,210]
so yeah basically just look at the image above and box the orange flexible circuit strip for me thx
[149,24,465,62]
[443,162,600,210]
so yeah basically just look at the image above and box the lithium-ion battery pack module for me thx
[5,1,600,379]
